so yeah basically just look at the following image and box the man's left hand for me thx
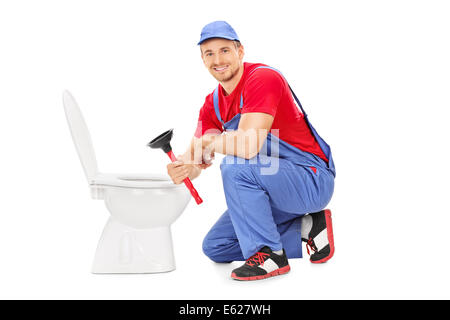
[192,134,216,168]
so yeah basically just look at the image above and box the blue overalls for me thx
[202,66,336,262]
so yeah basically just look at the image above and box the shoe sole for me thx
[311,209,335,264]
[231,265,291,281]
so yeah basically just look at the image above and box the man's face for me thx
[200,38,244,83]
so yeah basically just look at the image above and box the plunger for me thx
[148,129,203,205]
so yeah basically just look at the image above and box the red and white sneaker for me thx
[303,209,335,263]
[231,247,291,281]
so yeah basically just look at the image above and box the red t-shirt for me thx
[194,62,328,163]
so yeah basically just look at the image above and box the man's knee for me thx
[202,236,230,263]
[203,229,242,263]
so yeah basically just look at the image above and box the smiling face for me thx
[200,38,244,84]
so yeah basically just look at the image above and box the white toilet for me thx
[62,90,191,274]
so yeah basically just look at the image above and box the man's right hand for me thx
[167,156,209,184]
[167,137,215,184]
[167,160,191,185]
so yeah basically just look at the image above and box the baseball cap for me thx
[197,21,240,45]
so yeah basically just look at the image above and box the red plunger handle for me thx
[166,150,203,205]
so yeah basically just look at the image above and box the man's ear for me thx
[238,45,245,60]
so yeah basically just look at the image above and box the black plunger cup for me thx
[148,129,203,205]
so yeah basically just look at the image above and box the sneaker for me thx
[303,209,335,263]
[231,246,290,281]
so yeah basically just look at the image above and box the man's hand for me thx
[199,113,274,160]
[167,160,190,185]
[192,134,216,166]
[201,134,216,166]
[166,152,210,184]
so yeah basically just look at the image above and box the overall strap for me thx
[250,66,308,118]
[248,66,335,176]
[213,86,225,129]
[213,86,244,129]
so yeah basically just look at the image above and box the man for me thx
[167,21,336,281]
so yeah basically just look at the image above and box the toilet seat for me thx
[91,173,180,189]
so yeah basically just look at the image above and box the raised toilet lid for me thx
[63,91,99,184]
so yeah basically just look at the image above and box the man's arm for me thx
[208,112,274,159]
[168,112,273,184]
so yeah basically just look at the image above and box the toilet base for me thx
[92,217,176,274]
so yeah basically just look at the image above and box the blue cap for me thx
[198,21,240,45]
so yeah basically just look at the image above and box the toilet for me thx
[62,91,191,274]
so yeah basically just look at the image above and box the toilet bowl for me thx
[63,91,190,274]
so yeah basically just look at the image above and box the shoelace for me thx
[306,238,318,255]
[245,252,270,266]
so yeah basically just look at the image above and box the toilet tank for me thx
[62,90,99,184]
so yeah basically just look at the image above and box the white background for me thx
[1,0,449,300]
